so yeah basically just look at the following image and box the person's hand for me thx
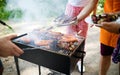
[68,17,79,25]
[0,34,24,57]
[95,22,120,34]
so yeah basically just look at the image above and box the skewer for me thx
[0,20,14,32]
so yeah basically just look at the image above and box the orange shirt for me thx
[100,0,120,48]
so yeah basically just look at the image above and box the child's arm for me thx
[76,0,98,22]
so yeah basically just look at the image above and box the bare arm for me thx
[77,0,98,22]
[95,22,120,34]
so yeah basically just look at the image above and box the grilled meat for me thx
[57,34,79,51]
[20,37,31,44]
[18,30,79,51]
[34,40,53,46]
[91,13,118,24]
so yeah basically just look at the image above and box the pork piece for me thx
[20,37,31,44]
[47,31,63,40]
[49,31,63,37]
[49,31,62,36]
[60,34,78,42]
[34,40,53,46]
[91,14,118,24]
[57,34,79,51]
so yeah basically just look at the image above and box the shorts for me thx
[100,43,114,56]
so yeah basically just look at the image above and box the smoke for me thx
[5,0,67,34]
[6,0,67,23]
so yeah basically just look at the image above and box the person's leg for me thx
[99,55,111,75]
[99,43,114,75]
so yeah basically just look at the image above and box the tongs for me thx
[0,20,14,32]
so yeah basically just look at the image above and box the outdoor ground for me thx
[0,22,119,75]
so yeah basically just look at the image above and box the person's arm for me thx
[0,34,24,57]
[77,0,98,22]
[54,0,98,25]
[95,22,120,34]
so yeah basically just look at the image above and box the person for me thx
[0,33,24,75]
[97,0,120,75]
[95,21,120,72]
[63,0,98,73]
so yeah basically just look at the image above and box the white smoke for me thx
[5,0,67,34]
[6,0,67,22]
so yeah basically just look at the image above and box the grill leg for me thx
[39,66,41,75]
[81,56,83,75]
[14,57,20,75]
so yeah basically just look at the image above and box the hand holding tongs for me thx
[0,20,14,32]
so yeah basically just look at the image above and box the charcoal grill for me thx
[12,30,85,75]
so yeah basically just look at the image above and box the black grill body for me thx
[13,31,85,75]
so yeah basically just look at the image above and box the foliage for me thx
[98,0,105,8]
[0,0,8,20]
[8,10,23,19]
[96,0,105,14]
[0,0,22,20]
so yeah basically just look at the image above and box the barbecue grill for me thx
[13,29,85,75]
